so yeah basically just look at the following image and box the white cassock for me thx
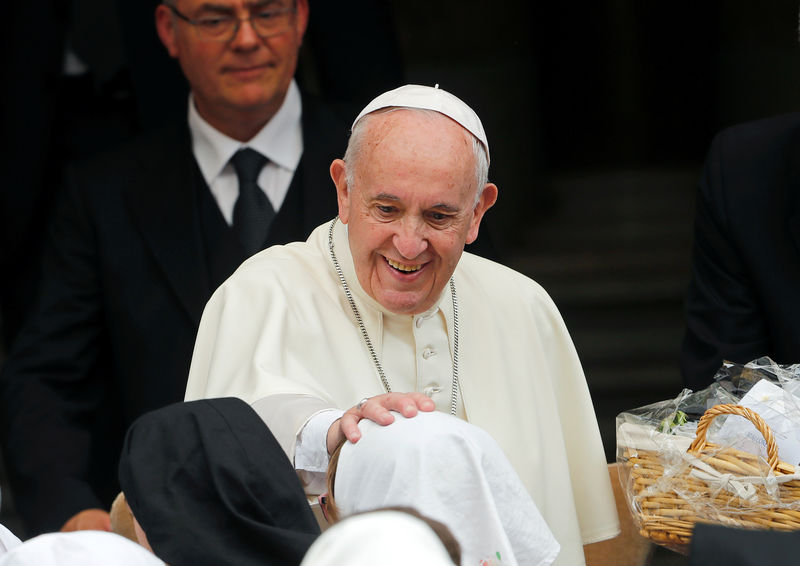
[186,219,619,566]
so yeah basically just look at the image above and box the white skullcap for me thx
[352,84,490,163]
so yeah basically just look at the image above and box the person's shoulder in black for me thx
[681,112,800,390]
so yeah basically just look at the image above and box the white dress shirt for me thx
[188,80,303,224]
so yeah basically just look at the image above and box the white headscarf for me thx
[301,510,455,566]
[333,411,560,566]
[0,531,164,566]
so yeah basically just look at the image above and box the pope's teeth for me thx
[387,258,421,272]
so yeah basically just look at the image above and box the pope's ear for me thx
[330,159,350,224]
[466,183,498,244]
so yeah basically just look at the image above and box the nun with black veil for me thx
[118,397,320,566]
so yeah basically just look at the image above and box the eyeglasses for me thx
[167,2,296,42]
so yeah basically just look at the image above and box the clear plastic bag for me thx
[616,357,800,552]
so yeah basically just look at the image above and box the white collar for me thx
[188,80,303,185]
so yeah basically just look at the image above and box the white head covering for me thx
[0,531,165,566]
[0,525,21,556]
[333,411,560,566]
[352,84,490,163]
[301,510,455,566]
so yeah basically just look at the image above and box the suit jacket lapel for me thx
[124,123,210,326]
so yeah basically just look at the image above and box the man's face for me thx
[331,110,497,315]
[156,0,308,130]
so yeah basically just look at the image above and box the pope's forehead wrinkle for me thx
[366,109,456,141]
[364,116,401,151]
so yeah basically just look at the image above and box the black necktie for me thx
[231,148,274,256]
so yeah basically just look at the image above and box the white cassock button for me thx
[422,384,442,397]
[415,317,423,328]
[422,347,435,359]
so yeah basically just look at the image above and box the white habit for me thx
[186,219,619,565]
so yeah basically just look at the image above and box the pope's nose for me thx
[392,221,428,259]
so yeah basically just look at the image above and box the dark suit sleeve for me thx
[689,523,800,565]
[680,130,770,390]
[0,166,111,534]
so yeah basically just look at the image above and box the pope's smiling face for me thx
[330,109,497,315]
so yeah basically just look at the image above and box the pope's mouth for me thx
[386,258,423,273]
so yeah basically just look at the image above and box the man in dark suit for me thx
[0,0,186,350]
[0,0,345,535]
[0,0,406,351]
[681,114,800,390]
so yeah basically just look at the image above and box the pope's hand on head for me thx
[326,392,435,454]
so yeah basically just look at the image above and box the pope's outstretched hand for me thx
[326,392,435,454]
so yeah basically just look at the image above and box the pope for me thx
[185,84,619,565]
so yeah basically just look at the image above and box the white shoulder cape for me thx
[186,220,619,565]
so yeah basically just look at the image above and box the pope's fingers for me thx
[356,392,435,422]
[380,392,436,416]
[338,411,363,444]
[337,392,437,446]
[358,398,397,426]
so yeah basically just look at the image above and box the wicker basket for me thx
[619,404,800,552]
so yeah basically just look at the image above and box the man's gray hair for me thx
[343,108,489,205]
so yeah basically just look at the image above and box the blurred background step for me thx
[505,167,697,462]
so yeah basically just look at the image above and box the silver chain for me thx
[327,217,460,416]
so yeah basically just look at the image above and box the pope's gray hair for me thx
[343,108,489,205]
